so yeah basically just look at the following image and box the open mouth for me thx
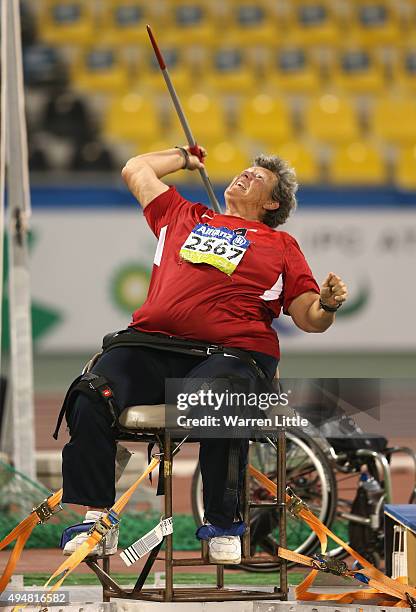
[235,180,247,191]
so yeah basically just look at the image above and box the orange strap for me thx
[11,457,160,612]
[0,489,63,593]
[42,457,160,593]
[248,464,416,608]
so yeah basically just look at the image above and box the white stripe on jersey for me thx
[154,225,168,266]
[259,274,283,301]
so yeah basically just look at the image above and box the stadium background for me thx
[1,0,415,544]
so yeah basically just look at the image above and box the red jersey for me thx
[130,186,319,358]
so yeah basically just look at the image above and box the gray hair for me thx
[254,154,298,227]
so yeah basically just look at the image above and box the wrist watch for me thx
[319,299,342,312]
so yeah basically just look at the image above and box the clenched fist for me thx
[320,273,348,309]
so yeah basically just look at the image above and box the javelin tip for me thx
[146,25,166,70]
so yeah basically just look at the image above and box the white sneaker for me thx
[63,511,119,557]
[209,535,241,564]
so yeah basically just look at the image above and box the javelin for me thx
[146,25,221,214]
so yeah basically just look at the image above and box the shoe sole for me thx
[63,546,117,557]
[209,557,241,565]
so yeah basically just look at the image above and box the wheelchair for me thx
[192,420,416,571]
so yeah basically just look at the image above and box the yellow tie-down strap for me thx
[0,489,63,593]
[248,464,416,608]
[2,456,160,612]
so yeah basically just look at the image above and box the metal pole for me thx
[146,25,221,214]
[5,0,36,481]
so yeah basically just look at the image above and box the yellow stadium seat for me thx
[273,141,321,184]
[371,98,416,144]
[395,49,416,93]
[205,142,252,183]
[238,95,294,145]
[329,49,385,93]
[347,2,401,47]
[161,3,216,48]
[104,93,163,144]
[172,93,227,144]
[206,48,256,95]
[284,2,340,47]
[267,48,322,94]
[304,95,360,144]
[395,145,416,189]
[222,3,278,46]
[38,1,95,46]
[99,1,150,46]
[329,142,386,185]
[71,48,129,93]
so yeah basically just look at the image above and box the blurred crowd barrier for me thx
[20,0,416,186]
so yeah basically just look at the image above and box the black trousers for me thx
[61,344,277,528]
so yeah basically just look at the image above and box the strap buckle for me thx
[206,345,220,356]
[406,593,416,611]
[88,510,120,537]
[311,553,349,576]
[33,495,62,524]
[286,486,309,518]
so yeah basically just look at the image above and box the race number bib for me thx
[180,223,250,275]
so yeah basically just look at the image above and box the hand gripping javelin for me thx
[146,25,221,214]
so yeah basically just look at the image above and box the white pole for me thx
[0,0,8,383]
[5,0,36,481]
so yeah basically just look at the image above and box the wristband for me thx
[175,146,190,169]
[319,299,342,313]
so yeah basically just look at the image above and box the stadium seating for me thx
[395,146,416,189]
[329,49,385,93]
[304,95,360,144]
[395,49,416,92]
[238,95,294,145]
[205,48,257,94]
[267,48,321,94]
[371,97,416,144]
[346,2,401,47]
[222,3,278,47]
[328,142,386,185]
[284,2,340,47]
[38,1,95,46]
[26,0,416,186]
[273,141,321,184]
[104,93,163,144]
[161,3,216,48]
[175,93,228,143]
[99,1,150,46]
[71,47,129,93]
[205,141,252,182]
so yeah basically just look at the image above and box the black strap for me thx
[52,373,120,440]
[52,374,83,440]
[102,329,266,379]
[223,439,242,521]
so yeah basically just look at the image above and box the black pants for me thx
[61,344,277,528]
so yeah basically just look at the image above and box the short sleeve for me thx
[144,186,193,238]
[282,235,320,314]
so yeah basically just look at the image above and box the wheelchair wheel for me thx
[191,429,337,571]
